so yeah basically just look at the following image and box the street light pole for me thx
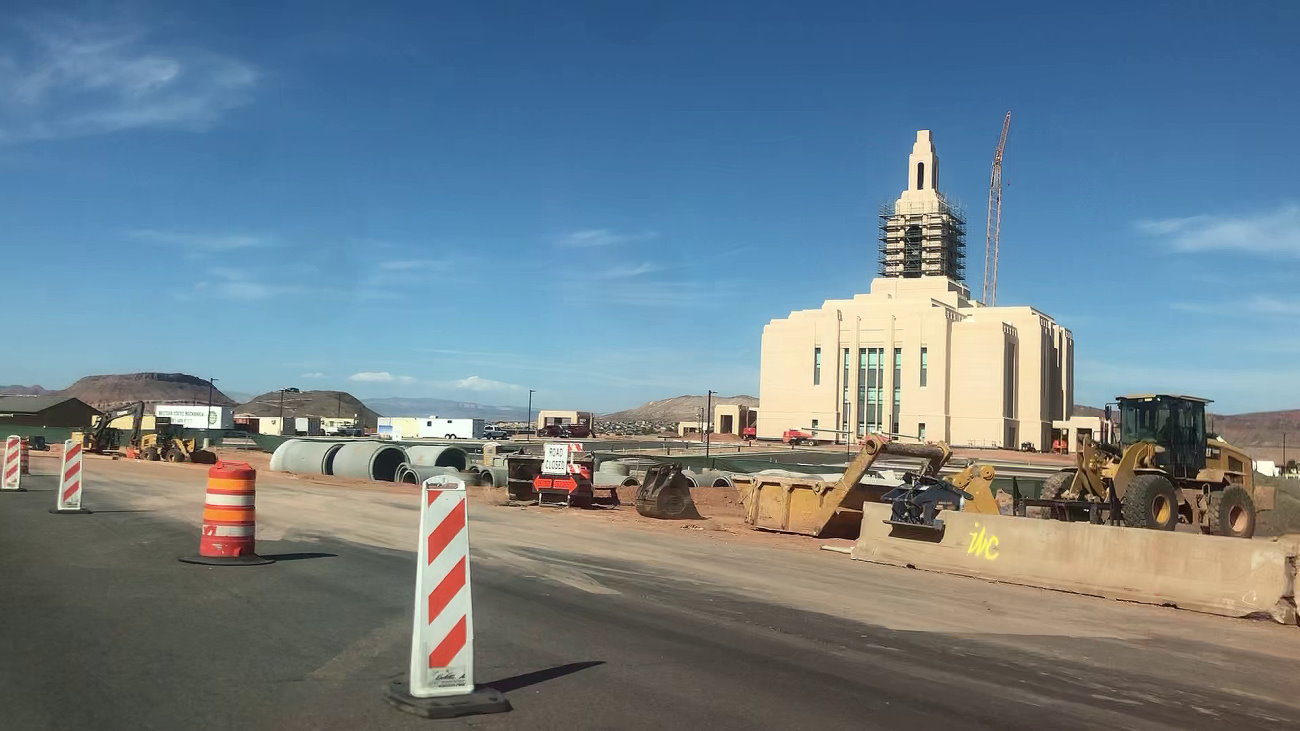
[205,377,218,447]
[705,390,715,458]
[526,389,535,441]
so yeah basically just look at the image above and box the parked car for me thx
[482,426,510,440]
[332,426,365,437]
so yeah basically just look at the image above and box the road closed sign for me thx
[542,443,570,475]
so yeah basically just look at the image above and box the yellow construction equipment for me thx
[1035,394,1271,538]
[732,436,998,539]
[71,402,145,454]
[138,424,217,464]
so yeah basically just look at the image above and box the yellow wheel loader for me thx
[1035,394,1270,538]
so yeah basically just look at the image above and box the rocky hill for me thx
[235,390,380,428]
[60,373,235,411]
[602,394,759,423]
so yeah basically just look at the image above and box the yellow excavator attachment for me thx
[733,437,955,539]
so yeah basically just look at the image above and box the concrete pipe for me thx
[681,469,702,487]
[333,441,408,482]
[477,466,508,488]
[269,439,305,472]
[404,445,469,471]
[697,470,733,488]
[279,440,345,475]
[397,464,466,485]
[597,461,630,477]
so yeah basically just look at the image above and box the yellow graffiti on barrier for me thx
[966,522,1000,561]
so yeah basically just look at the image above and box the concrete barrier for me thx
[852,503,1298,623]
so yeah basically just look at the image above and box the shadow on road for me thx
[483,661,605,694]
[261,552,338,561]
[88,509,155,514]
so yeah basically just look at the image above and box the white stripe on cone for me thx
[204,493,256,507]
[203,524,255,537]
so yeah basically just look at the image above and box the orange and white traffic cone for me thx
[385,475,510,719]
[179,461,273,566]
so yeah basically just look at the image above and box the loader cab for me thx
[1116,394,1209,479]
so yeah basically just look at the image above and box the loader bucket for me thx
[732,475,888,539]
[635,464,702,520]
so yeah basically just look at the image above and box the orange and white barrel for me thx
[179,462,273,566]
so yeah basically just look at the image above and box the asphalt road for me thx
[2,465,1298,730]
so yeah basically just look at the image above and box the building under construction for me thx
[877,131,966,280]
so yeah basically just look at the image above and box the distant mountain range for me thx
[601,394,759,423]
[363,397,529,422]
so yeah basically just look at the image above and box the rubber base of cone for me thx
[179,554,275,566]
[384,680,511,719]
[49,508,92,514]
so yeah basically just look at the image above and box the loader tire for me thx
[1208,485,1256,539]
[1033,471,1073,520]
[1121,474,1179,531]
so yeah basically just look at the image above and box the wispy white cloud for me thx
[591,262,661,280]
[554,229,658,248]
[444,375,522,392]
[376,259,450,272]
[300,372,327,379]
[128,229,272,251]
[349,371,416,383]
[1172,295,1300,318]
[0,18,258,143]
[1139,204,1300,257]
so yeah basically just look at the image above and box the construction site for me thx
[4,125,1299,727]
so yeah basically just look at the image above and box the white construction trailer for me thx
[417,417,485,440]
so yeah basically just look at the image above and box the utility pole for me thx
[705,390,716,458]
[278,387,300,435]
[526,389,535,441]
[205,377,218,447]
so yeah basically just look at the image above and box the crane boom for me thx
[982,111,1011,306]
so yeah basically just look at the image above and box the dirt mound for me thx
[235,390,380,427]
[603,394,759,422]
[60,373,234,410]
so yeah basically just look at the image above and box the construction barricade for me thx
[386,475,510,719]
[51,439,91,514]
[2,435,23,491]
[851,503,1299,624]
[179,462,273,566]
[20,437,29,474]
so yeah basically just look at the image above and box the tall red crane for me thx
[982,111,1012,306]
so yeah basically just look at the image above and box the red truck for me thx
[782,429,816,446]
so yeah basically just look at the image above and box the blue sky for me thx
[1,1,1297,413]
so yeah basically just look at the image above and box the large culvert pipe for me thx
[404,445,469,471]
[476,466,508,488]
[269,439,305,472]
[597,461,630,477]
[333,442,408,482]
[279,441,345,475]
[397,464,468,485]
[697,470,733,488]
